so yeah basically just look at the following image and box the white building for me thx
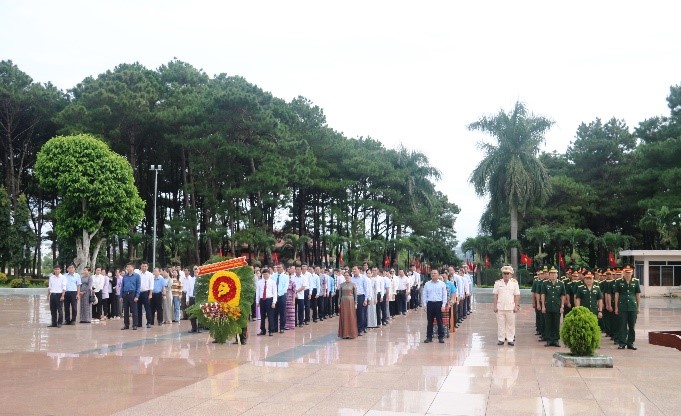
[619,250,681,296]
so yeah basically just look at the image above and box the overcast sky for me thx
[2,0,681,247]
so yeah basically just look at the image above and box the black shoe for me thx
[232,340,240,344]
[132,326,137,330]
[545,343,551,347]
[188,329,197,333]
[508,342,515,346]
[279,330,284,333]
[146,324,151,328]
[269,333,273,336]
[439,339,445,344]
[552,343,560,347]
[497,341,504,345]
[627,345,637,350]
[158,323,162,326]
[424,338,432,343]
[121,326,129,330]
[257,332,266,336]
[48,324,58,328]
[618,344,625,349]
[69,322,76,325]
[57,323,62,328]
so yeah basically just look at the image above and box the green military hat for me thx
[549,266,558,273]
[542,266,549,272]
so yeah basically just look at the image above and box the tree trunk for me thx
[510,205,519,272]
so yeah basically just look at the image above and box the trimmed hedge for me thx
[560,306,601,356]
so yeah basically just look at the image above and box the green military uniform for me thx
[613,274,641,349]
[601,272,614,338]
[541,272,566,347]
[565,276,583,317]
[610,270,623,344]
[531,275,543,336]
[576,283,603,315]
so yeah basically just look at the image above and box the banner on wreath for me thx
[197,256,248,276]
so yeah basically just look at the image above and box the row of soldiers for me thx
[531,265,641,349]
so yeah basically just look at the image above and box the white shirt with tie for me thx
[256,277,277,306]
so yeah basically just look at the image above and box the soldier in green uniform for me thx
[614,265,641,350]
[531,273,540,335]
[541,266,566,347]
[610,268,623,345]
[535,267,548,341]
[575,271,603,320]
[564,269,583,317]
[602,269,614,339]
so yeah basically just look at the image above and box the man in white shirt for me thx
[256,269,278,336]
[493,265,521,346]
[372,267,385,325]
[48,265,66,327]
[92,267,105,320]
[309,266,321,322]
[137,261,154,328]
[290,267,306,326]
[186,268,200,333]
[397,270,409,315]
[301,264,312,324]
[411,264,421,309]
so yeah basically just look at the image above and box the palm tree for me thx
[491,237,522,266]
[525,225,552,265]
[461,235,494,285]
[469,101,554,272]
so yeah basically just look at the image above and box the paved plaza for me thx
[0,291,680,415]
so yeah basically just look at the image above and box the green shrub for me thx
[9,278,24,288]
[560,306,601,356]
[0,272,7,284]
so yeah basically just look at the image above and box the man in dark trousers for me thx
[423,269,447,344]
[120,263,140,330]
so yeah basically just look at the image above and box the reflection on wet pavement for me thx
[0,293,679,415]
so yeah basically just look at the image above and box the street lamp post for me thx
[150,165,163,270]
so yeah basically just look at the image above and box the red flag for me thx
[466,258,473,270]
[272,252,279,265]
[339,248,344,266]
[558,251,566,270]
[520,253,528,266]
[608,251,616,267]
[219,247,223,257]
[473,264,478,273]
[485,255,490,268]
[384,255,390,269]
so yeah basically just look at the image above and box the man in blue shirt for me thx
[351,266,370,334]
[272,264,289,333]
[151,267,167,326]
[63,264,81,325]
[423,269,448,343]
[120,262,141,330]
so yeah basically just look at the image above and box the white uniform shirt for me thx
[139,270,154,292]
[48,274,66,294]
[290,275,305,299]
[185,276,196,301]
[398,275,409,291]
[92,273,105,292]
[256,277,277,306]
[493,278,520,310]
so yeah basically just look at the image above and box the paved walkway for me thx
[0,294,679,415]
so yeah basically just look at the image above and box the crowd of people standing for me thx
[47,262,198,331]
[47,260,476,347]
